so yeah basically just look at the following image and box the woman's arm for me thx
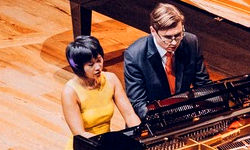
[108,73,141,127]
[61,85,95,138]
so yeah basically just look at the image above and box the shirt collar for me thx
[153,35,167,58]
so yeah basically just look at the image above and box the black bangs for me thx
[75,35,104,59]
[72,45,93,68]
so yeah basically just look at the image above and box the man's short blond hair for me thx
[150,3,184,31]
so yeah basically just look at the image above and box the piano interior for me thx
[74,74,250,150]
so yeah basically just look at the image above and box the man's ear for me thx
[150,26,156,35]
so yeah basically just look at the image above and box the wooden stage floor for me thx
[0,0,239,149]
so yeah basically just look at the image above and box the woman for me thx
[61,35,141,150]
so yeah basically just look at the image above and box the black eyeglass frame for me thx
[156,27,185,45]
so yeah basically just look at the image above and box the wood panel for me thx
[0,0,225,150]
[181,0,250,27]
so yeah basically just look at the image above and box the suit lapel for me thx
[175,41,185,93]
[147,35,171,95]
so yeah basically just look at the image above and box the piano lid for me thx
[180,0,250,28]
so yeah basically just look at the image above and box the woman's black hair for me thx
[66,35,104,77]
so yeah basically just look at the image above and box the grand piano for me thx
[68,0,250,76]
[73,74,250,150]
[68,1,250,149]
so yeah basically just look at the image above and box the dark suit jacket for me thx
[124,32,212,119]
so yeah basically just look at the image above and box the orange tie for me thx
[165,52,175,95]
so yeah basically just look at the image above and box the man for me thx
[124,3,212,119]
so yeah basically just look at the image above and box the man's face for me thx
[151,21,184,52]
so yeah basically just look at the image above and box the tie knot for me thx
[166,52,173,58]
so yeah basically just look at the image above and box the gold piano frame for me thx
[178,124,250,150]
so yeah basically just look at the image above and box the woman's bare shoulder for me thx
[102,72,118,85]
[102,71,116,78]
[61,79,78,101]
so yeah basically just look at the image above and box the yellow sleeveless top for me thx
[65,72,114,150]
